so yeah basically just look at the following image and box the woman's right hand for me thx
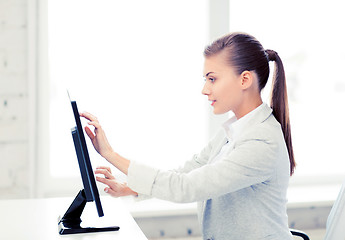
[95,166,138,197]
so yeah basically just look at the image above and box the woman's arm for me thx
[104,152,130,175]
[128,133,281,203]
[80,112,130,175]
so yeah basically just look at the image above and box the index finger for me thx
[80,112,98,122]
[96,166,112,173]
[95,168,115,180]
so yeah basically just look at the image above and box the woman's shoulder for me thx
[239,113,284,144]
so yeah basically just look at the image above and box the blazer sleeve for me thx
[170,130,223,174]
[130,132,220,201]
[127,129,280,203]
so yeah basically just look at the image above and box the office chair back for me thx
[323,180,345,240]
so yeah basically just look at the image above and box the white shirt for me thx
[210,103,266,165]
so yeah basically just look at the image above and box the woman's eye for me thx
[203,77,215,82]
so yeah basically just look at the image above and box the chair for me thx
[290,229,310,240]
[289,179,345,240]
[323,180,345,240]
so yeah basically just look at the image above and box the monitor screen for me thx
[70,100,103,217]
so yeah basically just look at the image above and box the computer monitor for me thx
[58,96,119,235]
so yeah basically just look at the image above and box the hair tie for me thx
[265,49,277,62]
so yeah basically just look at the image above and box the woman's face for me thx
[202,52,243,115]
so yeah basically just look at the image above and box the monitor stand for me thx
[58,189,120,235]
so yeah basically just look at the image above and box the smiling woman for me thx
[78,32,295,240]
[203,33,295,176]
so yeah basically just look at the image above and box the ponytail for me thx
[265,49,295,175]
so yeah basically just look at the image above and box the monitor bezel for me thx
[70,100,104,217]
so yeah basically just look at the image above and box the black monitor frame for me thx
[70,100,103,214]
[58,99,119,235]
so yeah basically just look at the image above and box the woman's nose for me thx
[202,82,211,95]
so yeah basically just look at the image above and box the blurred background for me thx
[1,0,344,239]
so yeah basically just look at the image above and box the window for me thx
[229,0,345,183]
[40,0,345,198]
[47,0,209,187]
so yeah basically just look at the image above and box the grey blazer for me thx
[128,103,293,240]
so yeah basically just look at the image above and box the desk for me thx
[0,196,147,240]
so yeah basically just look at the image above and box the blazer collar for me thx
[222,103,273,141]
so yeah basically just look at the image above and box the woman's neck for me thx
[234,97,263,119]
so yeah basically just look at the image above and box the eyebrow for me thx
[205,72,215,77]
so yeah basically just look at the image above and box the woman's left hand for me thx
[80,112,114,160]
[95,166,138,197]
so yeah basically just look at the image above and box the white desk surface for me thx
[0,196,148,240]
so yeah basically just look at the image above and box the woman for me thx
[81,32,295,240]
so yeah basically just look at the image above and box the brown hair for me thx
[204,32,295,175]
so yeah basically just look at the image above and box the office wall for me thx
[0,0,30,199]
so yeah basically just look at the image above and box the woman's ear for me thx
[240,71,254,90]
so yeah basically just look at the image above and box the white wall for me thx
[0,0,230,200]
[0,0,31,199]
